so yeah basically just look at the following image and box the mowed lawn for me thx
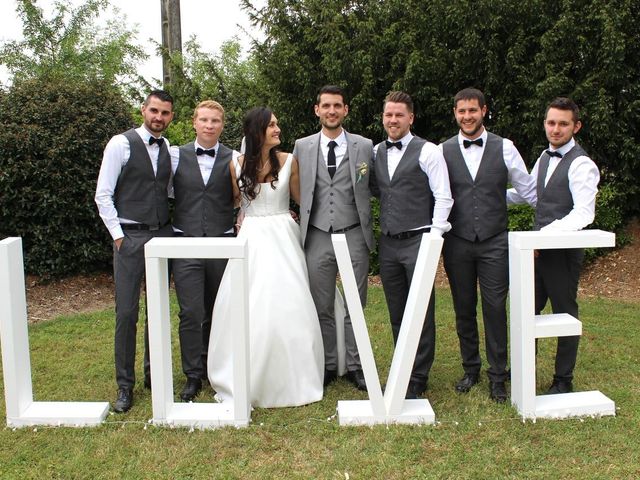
[0,286,638,479]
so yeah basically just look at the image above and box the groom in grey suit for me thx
[293,85,374,391]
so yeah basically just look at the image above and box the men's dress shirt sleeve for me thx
[168,145,180,199]
[419,142,453,236]
[542,156,600,231]
[504,138,537,206]
[95,134,129,241]
[507,156,540,206]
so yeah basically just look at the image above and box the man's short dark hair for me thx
[545,97,580,123]
[144,89,174,106]
[316,85,347,105]
[453,88,485,109]
[383,91,414,113]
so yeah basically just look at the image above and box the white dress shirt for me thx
[95,126,172,241]
[375,132,453,236]
[507,138,600,231]
[439,130,537,205]
[320,130,347,169]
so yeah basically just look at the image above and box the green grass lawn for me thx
[0,287,638,479]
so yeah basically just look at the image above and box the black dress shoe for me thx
[405,380,427,399]
[455,373,479,393]
[324,369,338,387]
[180,377,203,402]
[345,369,367,391]
[489,381,508,403]
[144,374,152,389]
[546,379,573,395]
[113,388,133,413]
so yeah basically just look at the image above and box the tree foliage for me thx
[161,37,267,151]
[243,0,640,216]
[0,76,133,277]
[0,0,148,97]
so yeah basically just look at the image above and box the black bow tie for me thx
[385,140,403,150]
[546,150,563,158]
[463,138,483,149]
[149,136,164,147]
[196,147,216,157]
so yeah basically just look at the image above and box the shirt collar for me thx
[548,138,575,157]
[137,125,160,143]
[195,140,219,152]
[320,130,346,147]
[387,132,413,146]
[457,128,487,146]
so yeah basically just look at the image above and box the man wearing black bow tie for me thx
[96,90,175,412]
[170,100,240,402]
[371,91,453,399]
[509,97,599,395]
[440,88,535,403]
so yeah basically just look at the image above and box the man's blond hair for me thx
[193,100,225,120]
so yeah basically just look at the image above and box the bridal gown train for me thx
[207,154,324,408]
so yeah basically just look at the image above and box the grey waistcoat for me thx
[173,142,235,236]
[534,143,587,230]
[375,136,434,235]
[114,129,170,227]
[442,132,507,241]
[309,149,360,232]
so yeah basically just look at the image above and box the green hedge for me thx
[0,76,133,278]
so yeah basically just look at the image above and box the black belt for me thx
[329,223,360,234]
[387,228,430,240]
[121,223,167,231]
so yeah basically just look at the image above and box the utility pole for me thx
[160,0,182,88]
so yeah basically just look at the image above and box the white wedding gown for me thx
[207,154,324,408]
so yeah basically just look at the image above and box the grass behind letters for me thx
[0,287,638,479]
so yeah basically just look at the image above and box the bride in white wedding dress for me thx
[207,107,324,408]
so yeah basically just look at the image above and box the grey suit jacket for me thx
[294,130,374,251]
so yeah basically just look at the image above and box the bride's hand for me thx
[235,209,245,234]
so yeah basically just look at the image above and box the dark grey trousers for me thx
[379,233,435,388]
[443,231,509,382]
[535,248,584,382]
[305,225,368,372]
[113,225,172,389]
[172,254,227,380]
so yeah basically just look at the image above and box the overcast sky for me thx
[0,0,264,84]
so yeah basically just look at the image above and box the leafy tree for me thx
[161,37,267,150]
[0,0,148,97]
[244,0,640,211]
[0,76,133,277]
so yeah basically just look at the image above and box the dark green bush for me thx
[0,76,133,278]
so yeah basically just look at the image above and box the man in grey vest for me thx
[372,91,453,399]
[294,85,374,391]
[170,100,239,402]
[95,90,175,413]
[509,97,599,394]
[440,88,536,403]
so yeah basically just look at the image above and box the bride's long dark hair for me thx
[238,107,280,202]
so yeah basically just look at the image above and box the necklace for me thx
[259,160,271,171]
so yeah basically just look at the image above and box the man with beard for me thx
[372,91,453,399]
[509,97,600,394]
[294,85,374,391]
[95,90,175,412]
[440,88,535,402]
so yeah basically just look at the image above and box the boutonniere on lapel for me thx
[356,162,368,183]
